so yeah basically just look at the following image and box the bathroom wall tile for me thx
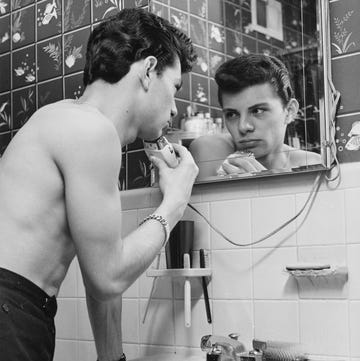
[332,56,360,115]
[37,78,63,108]
[224,1,241,32]
[173,271,209,300]
[92,0,122,22]
[64,27,89,75]
[252,247,298,300]
[64,72,84,99]
[58,258,77,298]
[123,0,148,9]
[345,188,360,244]
[212,300,253,350]
[175,71,190,100]
[299,300,349,356]
[296,245,348,299]
[330,0,360,57]
[54,339,78,361]
[122,298,140,343]
[210,199,252,250]
[189,0,206,19]
[296,189,346,246]
[254,300,300,343]
[242,34,256,54]
[209,78,219,108]
[169,8,189,35]
[208,0,223,25]
[78,340,97,361]
[12,5,35,50]
[349,301,360,357]
[12,0,34,11]
[192,74,209,105]
[0,14,10,54]
[127,150,152,189]
[36,0,61,41]
[211,249,252,299]
[37,36,62,81]
[150,1,169,20]
[209,51,224,78]
[0,92,11,132]
[0,53,10,92]
[335,115,360,163]
[190,15,207,47]
[347,244,360,299]
[0,0,9,14]
[0,132,11,156]
[123,343,140,360]
[63,0,90,32]
[208,22,225,53]
[139,299,175,345]
[170,0,187,12]
[174,298,212,347]
[225,28,242,56]
[77,298,93,340]
[123,278,139,298]
[251,195,297,248]
[192,45,209,76]
[12,45,36,88]
[55,299,78,339]
[75,258,86,297]
[12,85,36,129]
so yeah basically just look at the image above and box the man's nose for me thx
[238,115,254,134]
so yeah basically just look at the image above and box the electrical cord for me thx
[187,171,324,247]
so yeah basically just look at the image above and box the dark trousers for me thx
[0,267,57,361]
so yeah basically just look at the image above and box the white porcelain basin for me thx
[130,353,205,361]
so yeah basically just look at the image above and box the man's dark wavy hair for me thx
[83,8,197,87]
[215,54,294,107]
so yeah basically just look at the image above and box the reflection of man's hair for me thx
[215,54,294,107]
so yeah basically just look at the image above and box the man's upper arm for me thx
[53,113,123,297]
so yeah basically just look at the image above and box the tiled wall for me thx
[55,162,360,361]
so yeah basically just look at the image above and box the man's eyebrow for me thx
[222,107,239,113]
[249,102,269,109]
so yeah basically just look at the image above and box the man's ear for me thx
[138,56,158,91]
[284,98,299,124]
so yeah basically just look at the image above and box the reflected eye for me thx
[251,108,266,115]
[223,111,239,121]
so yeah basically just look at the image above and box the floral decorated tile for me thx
[0,0,10,15]
[209,51,224,78]
[208,22,225,52]
[192,45,208,76]
[12,5,35,49]
[12,45,36,89]
[64,27,90,75]
[0,14,10,54]
[127,150,152,190]
[37,35,61,81]
[190,0,206,19]
[0,53,10,92]
[169,8,189,35]
[335,115,360,163]
[190,15,207,48]
[192,74,209,105]
[0,92,11,132]
[0,132,11,156]
[63,0,90,32]
[92,0,122,22]
[36,0,61,41]
[11,0,34,11]
[225,28,242,56]
[12,85,36,129]
[38,78,63,108]
[64,72,84,99]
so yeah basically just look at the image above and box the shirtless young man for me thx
[189,54,321,180]
[0,8,198,361]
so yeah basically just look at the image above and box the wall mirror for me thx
[159,0,334,185]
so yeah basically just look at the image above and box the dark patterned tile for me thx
[330,0,360,57]
[175,71,189,101]
[127,150,152,189]
[123,0,148,9]
[0,0,10,15]
[12,45,35,89]
[12,5,35,49]
[12,85,36,129]
[209,51,224,78]
[208,22,225,52]
[118,153,126,191]
[0,53,10,92]
[0,132,11,156]
[38,78,63,108]
[224,1,241,31]
[242,34,256,54]
[63,0,90,32]
[92,0,122,22]
[37,36,62,81]
[192,74,209,105]
[170,0,187,12]
[190,16,207,47]
[36,0,61,41]
[189,0,206,19]
[64,72,84,99]
[283,3,302,33]
[209,77,219,108]
[169,8,189,35]
[127,137,144,151]
[225,28,242,56]
[11,0,34,10]
[0,14,10,54]
[192,45,208,76]
[207,0,224,25]
[0,92,11,132]
[335,115,360,163]
[64,27,90,75]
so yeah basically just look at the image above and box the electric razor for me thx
[143,136,179,168]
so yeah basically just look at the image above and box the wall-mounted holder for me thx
[145,253,212,328]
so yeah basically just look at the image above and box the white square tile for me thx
[299,300,349,355]
[77,340,97,361]
[123,278,139,298]
[122,298,140,343]
[254,300,299,343]
[54,339,78,361]
[210,199,252,250]
[55,299,78,339]
[345,188,360,244]
[252,247,298,300]
[212,300,253,350]
[350,301,360,357]
[174,299,212,347]
[211,249,253,299]
[251,195,296,247]
[77,298,94,341]
[296,190,345,246]
[139,299,175,345]
[58,258,77,298]
[347,244,360,299]
[123,343,140,359]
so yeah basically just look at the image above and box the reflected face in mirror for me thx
[222,83,298,170]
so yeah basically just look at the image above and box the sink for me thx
[130,353,205,361]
